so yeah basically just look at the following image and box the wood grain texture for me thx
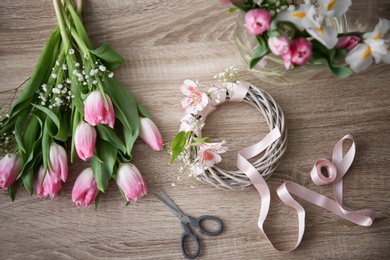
[1,0,390,259]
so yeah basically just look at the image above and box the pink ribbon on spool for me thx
[237,132,375,251]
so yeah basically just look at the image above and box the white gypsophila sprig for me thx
[213,66,240,85]
[180,114,205,132]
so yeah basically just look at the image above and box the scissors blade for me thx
[154,191,185,220]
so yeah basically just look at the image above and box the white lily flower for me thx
[320,0,352,18]
[346,19,390,73]
[276,4,314,31]
[277,0,352,49]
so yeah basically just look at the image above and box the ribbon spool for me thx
[195,81,288,190]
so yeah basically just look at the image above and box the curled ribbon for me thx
[238,132,375,251]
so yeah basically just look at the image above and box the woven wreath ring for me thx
[170,68,287,190]
[197,82,287,190]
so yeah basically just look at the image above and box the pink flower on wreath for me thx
[245,9,271,36]
[196,141,228,168]
[181,80,209,114]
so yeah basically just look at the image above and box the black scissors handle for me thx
[180,223,201,259]
[188,215,223,236]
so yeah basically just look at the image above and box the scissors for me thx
[154,189,223,259]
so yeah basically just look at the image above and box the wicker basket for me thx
[196,83,287,190]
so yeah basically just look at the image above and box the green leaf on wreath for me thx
[169,131,190,165]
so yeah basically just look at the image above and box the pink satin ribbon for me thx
[237,131,375,251]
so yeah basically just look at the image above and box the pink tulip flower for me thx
[48,142,68,183]
[336,35,360,51]
[268,32,290,56]
[139,117,163,151]
[36,166,62,199]
[290,38,312,66]
[245,9,271,35]
[116,163,147,202]
[0,153,22,190]
[72,167,99,207]
[74,121,97,161]
[84,90,115,128]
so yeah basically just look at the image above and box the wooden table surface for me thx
[1,1,390,259]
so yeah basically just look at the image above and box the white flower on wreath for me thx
[276,0,352,49]
[181,79,209,114]
[346,19,390,73]
[196,141,228,168]
[179,113,205,133]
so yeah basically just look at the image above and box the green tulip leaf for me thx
[96,124,126,154]
[89,43,125,71]
[91,139,117,192]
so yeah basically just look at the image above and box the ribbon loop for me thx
[239,133,375,251]
[311,159,337,186]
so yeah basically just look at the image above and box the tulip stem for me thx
[53,0,71,51]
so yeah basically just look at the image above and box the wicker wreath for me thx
[170,67,287,190]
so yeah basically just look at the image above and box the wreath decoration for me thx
[169,67,287,190]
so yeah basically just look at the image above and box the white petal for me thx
[382,46,390,63]
[307,26,338,49]
[180,80,197,96]
[324,0,352,17]
[364,18,390,40]
[276,5,309,31]
[345,44,373,73]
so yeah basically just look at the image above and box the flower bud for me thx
[74,121,97,161]
[116,163,147,202]
[290,38,312,66]
[336,35,360,51]
[72,167,99,207]
[139,117,163,151]
[84,90,115,128]
[49,142,68,183]
[245,9,271,35]
[36,166,62,199]
[268,32,290,56]
[0,154,22,190]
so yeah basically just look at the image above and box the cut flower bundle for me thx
[221,0,390,77]
[0,0,163,207]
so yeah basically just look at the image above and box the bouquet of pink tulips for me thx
[221,0,390,77]
[0,0,163,207]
